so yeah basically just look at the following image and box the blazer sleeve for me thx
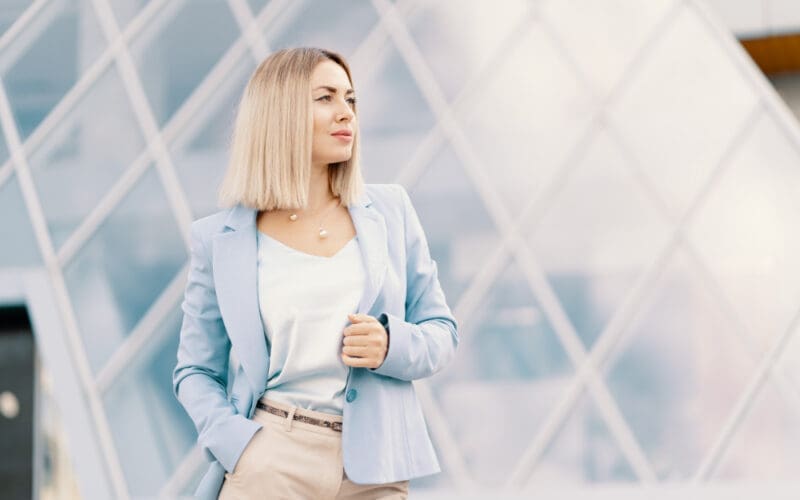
[172,222,260,473]
[369,185,460,381]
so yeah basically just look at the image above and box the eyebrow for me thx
[313,85,355,95]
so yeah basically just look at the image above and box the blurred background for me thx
[1,0,800,498]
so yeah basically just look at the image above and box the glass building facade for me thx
[0,0,799,498]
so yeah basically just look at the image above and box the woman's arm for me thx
[369,185,460,381]
[172,222,260,473]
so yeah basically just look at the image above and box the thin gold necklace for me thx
[288,197,341,238]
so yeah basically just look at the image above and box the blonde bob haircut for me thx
[217,47,364,210]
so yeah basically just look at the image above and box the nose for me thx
[336,102,355,122]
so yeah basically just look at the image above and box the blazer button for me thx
[346,389,358,403]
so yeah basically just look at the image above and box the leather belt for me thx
[256,401,343,432]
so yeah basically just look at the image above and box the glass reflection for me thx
[2,0,107,140]
[168,53,254,219]
[608,4,759,217]
[63,167,186,373]
[26,65,145,249]
[403,0,529,100]
[527,129,671,348]
[247,0,269,16]
[357,45,437,184]
[689,113,800,358]
[102,304,196,497]
[264,0,378,59]
[108,0,150,32]
[456,27,596,214]
[0,127,8,167]
[130,0,240,127]
[0,2,30,38]
[0,175,42,266]
[539,0,676,95]
[604,250,756,480]
[714,381,800,480]
[434,258,573,486]
[530,390,637,485]
[407,144,499,306]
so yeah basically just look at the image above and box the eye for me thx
[347,97,357,105]
[316,95,332,101]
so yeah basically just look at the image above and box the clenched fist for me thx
[341,313,388,369]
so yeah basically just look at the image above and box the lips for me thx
[331,130,352,137]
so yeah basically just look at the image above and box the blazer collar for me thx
[213,188,386,395]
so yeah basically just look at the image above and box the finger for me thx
[344,331,385,347]
[348,313,377,323]
[343,335,365,346]
[341,353,374,368]
[343,323,375,336]
[342,345,370,357]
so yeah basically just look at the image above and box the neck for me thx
[306,164,334,211]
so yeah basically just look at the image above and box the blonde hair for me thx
[217,47,363,210]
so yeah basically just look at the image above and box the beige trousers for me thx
[218,397,410,499]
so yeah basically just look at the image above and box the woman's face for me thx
[310,60,356,169]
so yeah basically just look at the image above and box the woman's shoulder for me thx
[363,183,408,207]
[189,206,238,241]
[362,183,408,219]
[364,182,401,196]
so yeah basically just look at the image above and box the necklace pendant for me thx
[319,228,328,238]
[289,213,298,221]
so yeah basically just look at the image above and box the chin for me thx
[327,153,353,164]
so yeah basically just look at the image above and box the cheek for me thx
[312,110,325,133]
[311,113,328,146]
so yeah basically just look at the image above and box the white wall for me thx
[705,0,800,37]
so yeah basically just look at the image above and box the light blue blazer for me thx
[172,183,459,499]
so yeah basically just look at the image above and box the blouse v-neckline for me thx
[257,230,357,260]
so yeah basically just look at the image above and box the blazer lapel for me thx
[212,204,267,395]
[348,190,388,315]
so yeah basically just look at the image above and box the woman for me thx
[172,47,459,499]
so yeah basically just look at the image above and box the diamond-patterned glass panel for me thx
[435,257,573,486]
[539,0,676,96]
[688,112,800,357]
[779,322,800,396]
[0,173,42,266]
[26,65,145,249]
[108,0,150,32]
[264,0,379,58]
[402,0,529,101]
[130,0,240,127]
[608,3,760,217]
[457,26,597,214]
[1,0,107,140]
[169,52,254,218]
[605,249,756,480]
[529,390,637,485]
[356,44,438,184]
[102,304,196,497]
[713,379,800,480]
[62,167,186,373]
[407,143,500,306]
[0,131,9,167]
[0,1,30,38]
[247,0,269,16]
[527,129,671,348]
